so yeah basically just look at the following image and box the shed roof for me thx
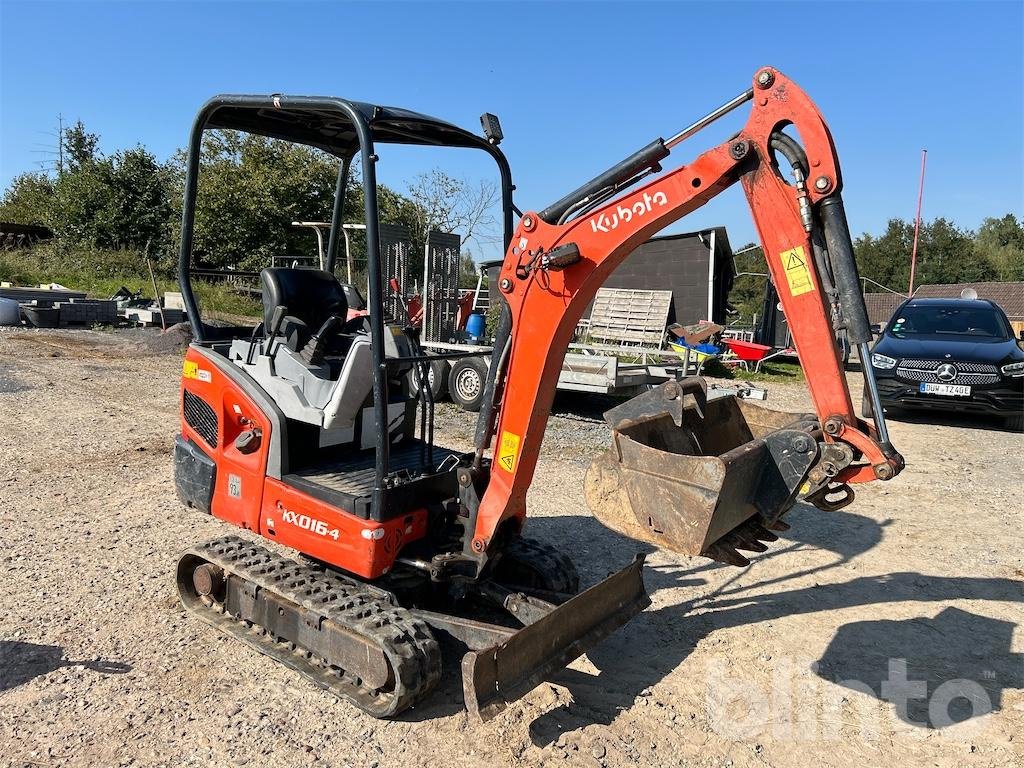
[913,281,1024,319]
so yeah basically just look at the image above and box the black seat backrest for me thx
[260,268,348,333]
[340,282,366,311]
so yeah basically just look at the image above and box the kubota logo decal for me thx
[589,191,669,233]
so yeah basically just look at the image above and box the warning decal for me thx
[182,360,212,382]
[497,431,521,473]
[779,245,815,297]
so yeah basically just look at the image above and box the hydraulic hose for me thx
[473,302,512,467]
[769,132,808,178]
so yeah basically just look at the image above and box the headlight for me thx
[1001,361,1024,377]
[871,353,897,370]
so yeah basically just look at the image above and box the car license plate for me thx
[919,382,971,397]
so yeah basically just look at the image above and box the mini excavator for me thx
[173,68,904,720]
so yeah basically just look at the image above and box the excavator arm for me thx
[467,67,904,561]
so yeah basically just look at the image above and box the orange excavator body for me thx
[174,68,902,721]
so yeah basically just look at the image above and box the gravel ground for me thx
[0,327,1021,768]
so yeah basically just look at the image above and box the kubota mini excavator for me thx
[173,68,904,721]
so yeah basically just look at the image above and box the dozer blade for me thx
[462,554,649,722]
[585,379,820,566]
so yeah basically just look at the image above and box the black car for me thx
[865,297,1024,430]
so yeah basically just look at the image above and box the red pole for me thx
[908,149,927,295]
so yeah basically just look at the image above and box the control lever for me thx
[389,277,415,327]
[302,315,342,366]
[264,306,287,359]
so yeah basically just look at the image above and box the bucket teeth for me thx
[703,542,750,567]
[767,519,791,532]
[729,532,769,553]
[745,520,779,543]
[702,516,790,564]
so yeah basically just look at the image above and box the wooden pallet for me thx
[586,288,673,348]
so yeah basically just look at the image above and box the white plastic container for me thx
[0,296,21,326]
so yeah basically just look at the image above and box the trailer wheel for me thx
[448,357,488,412]
[409,359,449,401]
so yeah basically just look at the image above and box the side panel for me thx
[180,346,271,532]
[259,478,428,579]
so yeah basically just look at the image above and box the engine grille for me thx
[183,389,219,448]
[896,359,999,385]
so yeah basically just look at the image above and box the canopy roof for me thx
[202,95,489,157]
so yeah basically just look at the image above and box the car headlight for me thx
[1001,361,1024,377]
[871,353,897,370]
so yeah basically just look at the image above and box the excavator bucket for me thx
[585,379,820,566]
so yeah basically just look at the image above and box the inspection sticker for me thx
[182,360,212,383]
[497,431,521,473]
[779,245,815,297]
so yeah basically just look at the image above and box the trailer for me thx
[416,263,695,410]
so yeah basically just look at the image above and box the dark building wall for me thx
[482,229,735,327]
[595,227,734,325]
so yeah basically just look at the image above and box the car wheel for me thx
[1006,412,1024,432]
[409,358,449,401]
[448,357,488,412]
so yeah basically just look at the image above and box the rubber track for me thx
[500,536,581,595]
[177,535,441,718]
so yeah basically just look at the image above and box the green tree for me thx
[61,120,101,171]
[854,217,996,292]
[173,131,341,270]
[48,159,116,245]
[0,172,54,225]
[727,243,768,327]
[975,213,1024,281]
[916,217,991,285]
[105,146,174,251]
[854,218,914,291]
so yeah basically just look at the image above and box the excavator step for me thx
[176,536,441,718]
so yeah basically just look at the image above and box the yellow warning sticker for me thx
[182,360,212,383]
[779,245,815,297]
[497,431,521,473]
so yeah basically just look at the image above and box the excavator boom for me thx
[468,66,903,559]
[458,68,904,715]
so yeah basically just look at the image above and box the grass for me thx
[0,244,261,319]
[702,358,806,383]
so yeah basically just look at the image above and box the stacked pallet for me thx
[54,299,119,325]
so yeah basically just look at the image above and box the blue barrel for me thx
[465,312,486,340]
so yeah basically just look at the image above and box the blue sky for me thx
[1,0,1022,260]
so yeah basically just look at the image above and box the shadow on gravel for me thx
[0,363,30,394]
[817,607,1023,728]
[0,641,131,692]
[402,504,891,725]
[517,512,1022,745]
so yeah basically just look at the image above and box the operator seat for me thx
[260,267,349,353]
[255,267,382,437]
